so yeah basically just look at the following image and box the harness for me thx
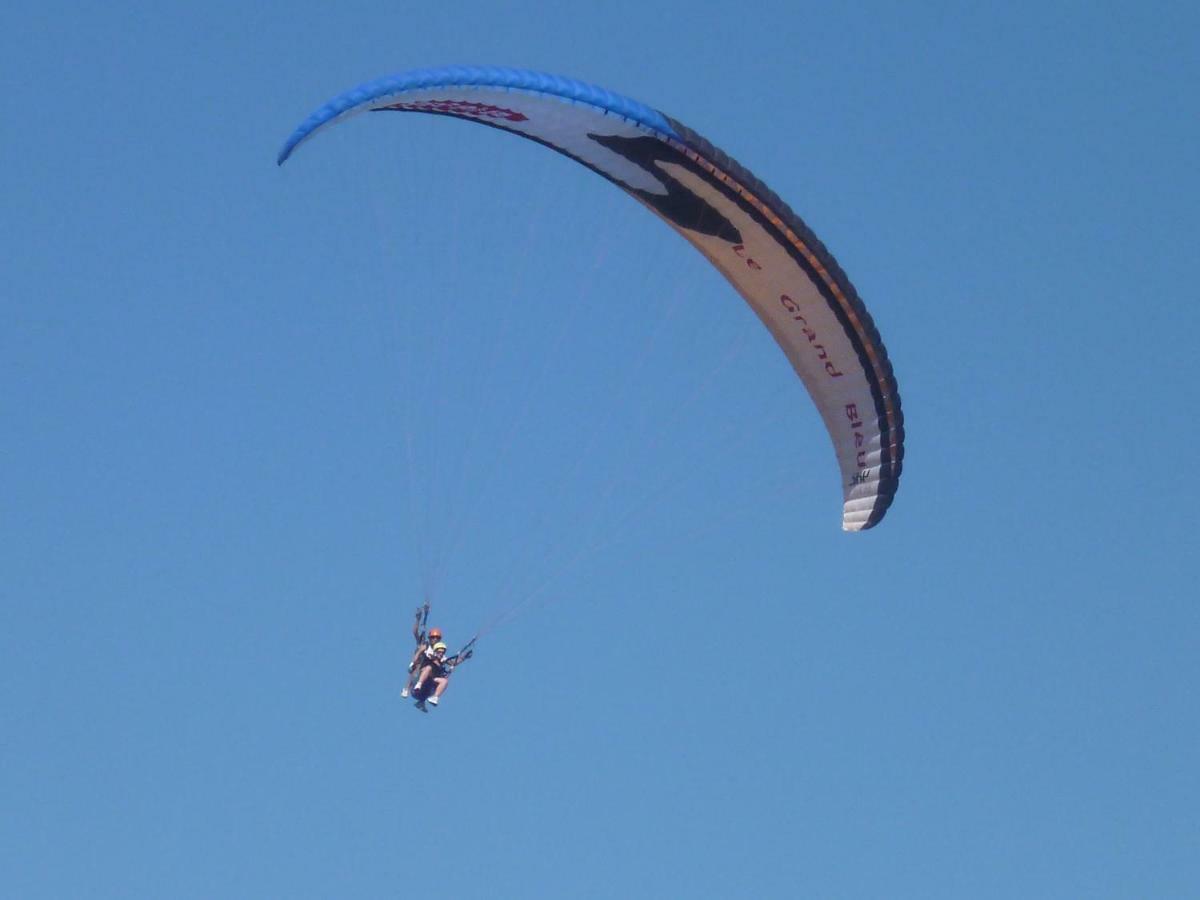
[414,601,431,645]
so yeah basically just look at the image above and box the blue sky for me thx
[3,1,1198,897]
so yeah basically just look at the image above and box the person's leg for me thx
[428,676,449,705]
[401,651,423,697]
[413,664,433,692]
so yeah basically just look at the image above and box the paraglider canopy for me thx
[279,65,904,529]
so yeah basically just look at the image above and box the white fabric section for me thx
[363,87,671,195]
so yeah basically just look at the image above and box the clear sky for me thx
[3,1,1198,897]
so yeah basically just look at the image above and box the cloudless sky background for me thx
[3,1,1198,897]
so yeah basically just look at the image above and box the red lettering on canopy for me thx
[780,294,843,378]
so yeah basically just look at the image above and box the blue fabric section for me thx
[277,65,678,165]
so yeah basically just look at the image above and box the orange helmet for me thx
[428,627,442,640]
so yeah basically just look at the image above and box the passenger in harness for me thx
[411,639,473,710]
